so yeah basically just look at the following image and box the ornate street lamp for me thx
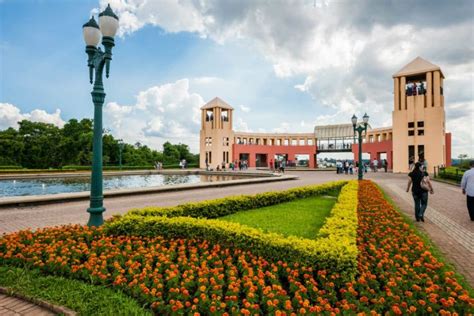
[352,113,369,180]
[82,4,119,227]
[118,139,124,170]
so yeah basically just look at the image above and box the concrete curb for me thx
[0,169,273,180]
[0,287,77,315]
[0,174,298,208]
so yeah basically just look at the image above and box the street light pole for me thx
[82,4,119,227]
[352,113,369,180]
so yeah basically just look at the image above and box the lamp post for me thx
[82,4,119,227]
[352,113,369,180]
[118,139,124,170]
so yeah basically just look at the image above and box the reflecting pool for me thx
[0,174,249,197]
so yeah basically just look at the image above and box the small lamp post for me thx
[118,139,124,170]
[352,113,369,180]
[82,4,119,227]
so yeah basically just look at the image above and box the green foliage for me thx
[106,181,358,281]
[126,181,347,219]
[0,265,151,316]
[437,166,465,183]
[220,195,337,239]
[0,119,198,169]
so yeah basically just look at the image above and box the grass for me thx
[376,184,474,297]
[0,265,151,316]
[219,194,337,239]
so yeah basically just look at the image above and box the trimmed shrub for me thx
[126,180,347,219]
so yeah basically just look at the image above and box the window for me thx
[408,122,415,128]
[205,137,212,146]
[291,139,297,146]
[307,139,313,146]
[408,130,414,136]
[417,121,424,128]
[206,110,213,122]
[284,139,289,146]
[221,110,229,122]
[418,129,424,136]
[223,137,229,146]
[205,151,212,164]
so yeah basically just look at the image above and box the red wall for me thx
[351,140,393,169]
[445,133,452,167]
[233,144,317,168]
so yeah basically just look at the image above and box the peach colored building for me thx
[199,57,451,173]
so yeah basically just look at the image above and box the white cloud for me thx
[104,79,205,152]
[0,103,65,129]
[97,0,473,156]
[239,104,250,113]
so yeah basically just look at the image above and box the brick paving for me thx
[0,293,55,316]
[1,170,473,287]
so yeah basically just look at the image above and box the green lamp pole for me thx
[82,4,119,227]
[352,113,369,180]
[118,139,124,170]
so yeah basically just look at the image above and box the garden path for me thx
[0,293,56,316]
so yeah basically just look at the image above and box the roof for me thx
[201,97,234,110]
[393,56,444,78]
[314,123,372,139]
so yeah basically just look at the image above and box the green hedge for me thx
[106,181,358,281]
[0,165,22,170]
[127,180,347,219]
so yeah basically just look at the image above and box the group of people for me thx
[209,160,249,172]
[335,158,389,175]
[270,159,286,173]
[406,81,426,96]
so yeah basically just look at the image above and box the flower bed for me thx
[0,180,472,314]
[106,181,359,280]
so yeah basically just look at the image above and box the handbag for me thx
[420,176,430,191]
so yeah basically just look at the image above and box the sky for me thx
[0,0,473,156]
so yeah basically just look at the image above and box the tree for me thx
[0,118,197,169]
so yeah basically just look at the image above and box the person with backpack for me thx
[406,162,434,222]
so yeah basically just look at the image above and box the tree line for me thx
[0,119,198,169]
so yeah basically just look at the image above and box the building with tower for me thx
[199,57,451,173]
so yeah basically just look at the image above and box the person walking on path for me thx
[461,160,474,221]
[406,162,434,222]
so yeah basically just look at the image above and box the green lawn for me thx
[219,195,337,239]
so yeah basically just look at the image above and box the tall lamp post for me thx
[82,4,119,227]
[352,113,369,180]
[118,139,124,170]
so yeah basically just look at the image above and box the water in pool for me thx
[0,174,248,197]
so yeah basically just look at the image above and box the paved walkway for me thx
[0,293,55,316]
[1,171,472,286]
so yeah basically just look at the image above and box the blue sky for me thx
[1,0,473,156]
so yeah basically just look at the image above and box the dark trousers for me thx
[412,192,428,219]
[468,195,474,220]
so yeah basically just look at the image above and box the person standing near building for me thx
[373,158,379,172]
[407,162,434,222]
[383,159,388,172]
[461,160,474,221]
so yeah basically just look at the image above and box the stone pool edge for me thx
[0,174,298,208]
